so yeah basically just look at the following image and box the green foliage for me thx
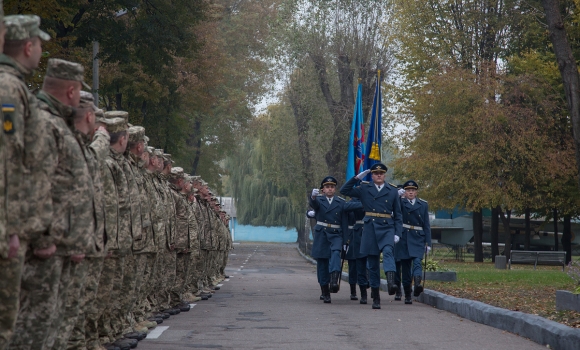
[423,258,443,272]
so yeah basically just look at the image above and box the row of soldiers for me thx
[0,8,233,350]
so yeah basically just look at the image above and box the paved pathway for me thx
[140,243,545,350]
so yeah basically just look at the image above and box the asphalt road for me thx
[139,242,546,350]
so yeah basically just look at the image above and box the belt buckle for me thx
[327,223,332,228]
[410,225,415,230]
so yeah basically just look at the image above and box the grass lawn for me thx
[346,254,580,328]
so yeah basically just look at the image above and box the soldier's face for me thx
[322,184,335,197]
[406,188,417,200]
[371,171,385,185]
[27,37,42,69]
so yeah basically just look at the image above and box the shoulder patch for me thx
[419,198,428,203]
[2,104,15,134]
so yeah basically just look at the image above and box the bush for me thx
[567,260,580,294]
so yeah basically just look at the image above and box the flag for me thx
[346,83,365,179]
[364,71,383,180]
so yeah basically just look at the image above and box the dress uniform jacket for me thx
[395,198,431,260]
[340,177,403,256]
[346,198,366,259]
[308,195,362,259]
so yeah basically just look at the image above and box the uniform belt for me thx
[403,224,423,231]
[316,221,341,229]
[365,212,392,218]
[348,226,354,229]
[355,220,364,225]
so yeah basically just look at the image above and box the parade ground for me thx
[139,243,545,350]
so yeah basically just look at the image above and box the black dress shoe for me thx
[178,303,191,312]
[124,331,146,340]
[405,296,413,304]
[201,295,209,300]
[149,316,163,324]
[113,339,136,350]
[103,344,121,350]
[164,308,180,315]
[213,286,221,290]
[224,275,230,278]
[155,312,170,319]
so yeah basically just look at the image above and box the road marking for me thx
[240,266,244,268]
[233,242,240,245]
[231,254,236,256]
[146,326,169,339]
[237,269,241,271]
[233,272,237,274]
[217,284,223,287]
[224,279,230,282]
[189,303,197,308]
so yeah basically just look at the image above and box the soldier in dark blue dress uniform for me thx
[340,163,403,309]
[394,184,406,301]
[309,176,362,303]
[344,198,367,303]
[395,180,431,304]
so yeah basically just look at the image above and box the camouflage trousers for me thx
[133,253,157,323]
[45,258,89,350]
[0,240,27,350]
[111,253,138,337]
[172,252,189,305]
[149,249,175,311]
[185,250,202,295]
[8,254,65,350]
[199,249,210,290]
[221,250,229,276]
[98,256,125,345]
[67,257,104,350]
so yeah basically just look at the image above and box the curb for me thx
[297,247,580,349]
[418,289,580,350]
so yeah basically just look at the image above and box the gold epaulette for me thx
[336,196,345,201]
[389,182,398,188]
[419,198,428,203]
[361,181,369,184]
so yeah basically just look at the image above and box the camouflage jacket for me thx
[143,171,164,251]
[37,90,95,256]
[158,173,176,247]
[186,199,200,254]
[190,198,206,253]
[170,186,189,252]
[0,54,52,246]
[75,130,108,257]
[118,154,143,251]
[127,153,154,253]
[105,149,133,256]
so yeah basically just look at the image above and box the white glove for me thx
[398,188,405,196]
[307,210,315,218]
[356,169,371,180]
[311,188,319,197]
[394,235,400,244]
[426,246,431,253]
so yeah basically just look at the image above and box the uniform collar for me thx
[36,90,75,123]
[0,54,32,79]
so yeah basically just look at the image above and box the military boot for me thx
[359,285,367,304]
[413,275,424,296]
[386,271,399,295]
[320,285,325,300]
[404,285,413,304]
[330,271,340,293]
[394,285,402,301]
[322,284,331,304]
[349,284,358,300]
[371,287,381,309]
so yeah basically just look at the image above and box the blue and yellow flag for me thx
[363,71,382,180]
[346,83,365,179]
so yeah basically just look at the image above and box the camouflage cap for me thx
[154,148,164,157]
[169,166,185,180]
[45,58,91,90]
[146,146,154,154]
[105,111,129,122]
[95,109,105,123]
[79,91,97,111]
[127,126,146,143]
[103,117,128,134]
[163,153,175,164]
[144,135,149,147]
[4,15,50,41]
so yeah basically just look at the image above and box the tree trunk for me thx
[188,118,203,175]
[524,207,531,250]
[541,0,580,189]
[115,92,122,111]
[498,207,512,260]
[491,206,499,261]
[553,208,559,251]
[472,209,483,262]
[563,215,572,264]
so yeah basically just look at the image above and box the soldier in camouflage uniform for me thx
[10,58,93,350]
[99,116,134,348]
[126,126,157,332]
[0,14,53,350]
[65,92,110,350]
[167,167,192,311]
[184,178,203,300]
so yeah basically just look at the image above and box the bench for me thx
[508,250,566,271]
